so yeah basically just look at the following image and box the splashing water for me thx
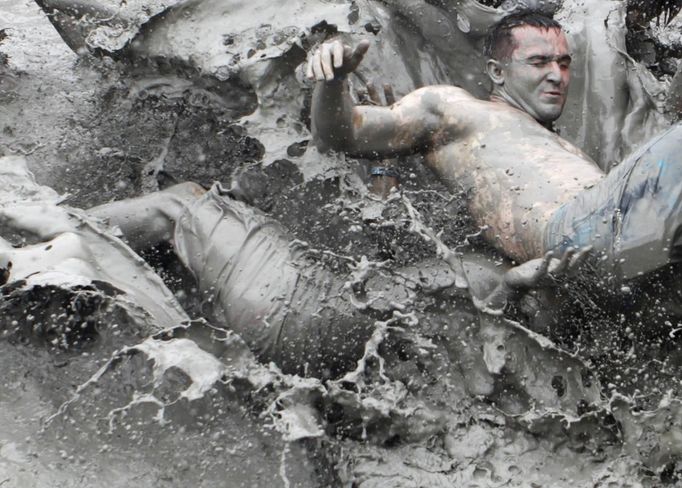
[4,1,682,487]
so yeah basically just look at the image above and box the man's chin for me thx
[538,105,564,124]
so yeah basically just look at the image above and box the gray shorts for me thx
[174,185,373,376]
[545,123,682,280]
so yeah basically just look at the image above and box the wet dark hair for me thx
[484,10,563,61]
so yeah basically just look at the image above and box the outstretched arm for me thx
[308,40,441,158]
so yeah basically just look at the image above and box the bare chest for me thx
[425,123,603,203]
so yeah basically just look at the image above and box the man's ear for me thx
[486,59,505,86]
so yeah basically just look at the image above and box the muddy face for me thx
[497,26,571,123]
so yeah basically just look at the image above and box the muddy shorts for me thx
[544,123,682,279]
[174,184,374,376]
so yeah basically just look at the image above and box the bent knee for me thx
[151,182,206,226]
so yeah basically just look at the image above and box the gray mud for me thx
[0,3,323,485]
[0,332,328,487]
[3,0,682,487]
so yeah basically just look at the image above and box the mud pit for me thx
[2,0,682,486]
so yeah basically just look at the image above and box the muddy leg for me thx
[89,182,206,252]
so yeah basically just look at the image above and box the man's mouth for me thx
[542,90,564,101]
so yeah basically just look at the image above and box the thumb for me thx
[348,40,370,69]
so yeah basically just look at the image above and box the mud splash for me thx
[3,0,682,487]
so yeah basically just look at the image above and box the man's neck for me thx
[489,92,555,131]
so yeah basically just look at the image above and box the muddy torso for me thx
[422,87,604,261]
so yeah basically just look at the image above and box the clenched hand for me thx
[306,39,370,82]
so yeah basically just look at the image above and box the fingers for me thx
[361,82,397,106]
[342,44,352,63]
[504,245,592,293]
[351,39,371,65]
[332,40,344,68]
[569,245,593,270]
[534,251,553,278]
[308,43,335,81]
[383,83,396,105]
[366,81,382,105]
[305,52,314,79]
[547,245,592,276]
[320,42,335,81]
[544,245,592,278]
[307,39,369,82]
[550,246,576,274]
[309,50,323,80]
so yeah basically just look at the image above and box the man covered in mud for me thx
[308,10,682,281]
[0,156,585,383]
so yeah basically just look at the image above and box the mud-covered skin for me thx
[310,28,604,261]
[423,88,604,261]
[309,23,682,275]
[0,157,189,332]
[0,207,189,330]
[487,26,571,126]
[0,171,666,485]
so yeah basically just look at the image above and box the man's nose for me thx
[545,62,563,84]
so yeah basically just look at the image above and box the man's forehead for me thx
[510,26,569,55]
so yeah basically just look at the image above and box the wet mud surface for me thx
[0,334,328,487]
[3,0,682,487]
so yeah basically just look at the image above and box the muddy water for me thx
[0,3,324,486]
[2,1,682,487]
[0,0,139,206]
[0,338,326,487]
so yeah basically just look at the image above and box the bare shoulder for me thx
[401,85,481,138]
[393,85,475,107]
[347,85,480,155]
[407,85,477,111]
[397,86,482,133]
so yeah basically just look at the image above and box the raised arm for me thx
[308,40,441,158]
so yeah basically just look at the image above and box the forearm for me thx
[308,40,435,158]
[311,79,356,152]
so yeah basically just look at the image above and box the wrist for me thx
[324,73,347,83]
[318,73,348,85]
